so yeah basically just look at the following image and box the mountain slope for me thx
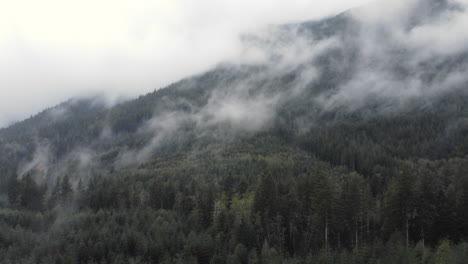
[1,0,468,262]
[1,0,467,183]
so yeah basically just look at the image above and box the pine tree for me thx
[342,173,370,248]
[384,164,416,247]
[7,172,20,208]
[457,167,468,239]
[76,177,86,208]
[253,173,278,219]
[61,174,73,202]
[311,170,338,251]
[414,169,437,246]
[20,173,45,211]
[48,176,61,208]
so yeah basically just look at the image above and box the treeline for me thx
[1,138,468,263]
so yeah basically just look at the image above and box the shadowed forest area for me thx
[2,0,468,263]
[1,115,468,263]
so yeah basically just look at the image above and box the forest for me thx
[1,120,468,263]
[1,0,468,262]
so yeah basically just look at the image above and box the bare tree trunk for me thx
[360,216,363,245]
[325,210,329,252]
[355,219,358,249]
[367,215,370,238]
[406,217,409,248]
[421,226,425,248]
[338,232,341,249]
[306,217,314,250]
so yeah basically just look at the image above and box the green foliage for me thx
[0,138,466,263]
[435,240,455,264]
[0,27,466,262]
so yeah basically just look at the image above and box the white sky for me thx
[0,0,371,128]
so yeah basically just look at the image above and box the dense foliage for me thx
[0,59,467,264]
[1,133,468,263]
[1,0,468,262]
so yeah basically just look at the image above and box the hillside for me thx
[1,0,468,263]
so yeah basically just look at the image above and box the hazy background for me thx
[0,0,372,128]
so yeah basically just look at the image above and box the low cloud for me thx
[315,0,468,112]
[4,0,468,173]
[0,0,369,128]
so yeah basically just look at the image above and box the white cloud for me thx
[0,0,371,127]
[315,0,468,112]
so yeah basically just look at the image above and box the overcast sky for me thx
[0,0,372,128]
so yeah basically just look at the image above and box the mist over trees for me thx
[1,0,468,263]
[1,136,468,263]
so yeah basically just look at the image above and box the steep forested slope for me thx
[1,0,468,263]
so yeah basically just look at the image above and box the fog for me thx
[0,0,371,128]
[313,0,468,113]
[10,0,468,173]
